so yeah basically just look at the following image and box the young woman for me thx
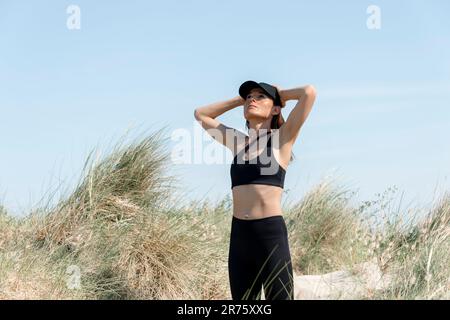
[194,80,317,300]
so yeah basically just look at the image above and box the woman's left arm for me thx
[276,85,317,144]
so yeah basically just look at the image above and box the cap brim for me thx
[239,80,262,100]
[239,80,283,107]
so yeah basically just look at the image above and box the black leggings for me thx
[228,215,294,300]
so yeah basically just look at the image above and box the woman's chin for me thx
[245,110,259,117]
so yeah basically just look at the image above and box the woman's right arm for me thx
[194,95,244,119]
[194,95,246,154]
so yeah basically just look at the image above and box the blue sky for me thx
[1,0,449,216]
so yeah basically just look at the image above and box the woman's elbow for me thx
[305,85,317,97]
[194,108,202,120]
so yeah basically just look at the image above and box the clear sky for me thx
[1,0,449,216]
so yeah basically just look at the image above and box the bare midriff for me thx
[232,184,284,220]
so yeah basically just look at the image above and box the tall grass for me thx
[0,128,448,299]
[285,179,369,275]
[368,193,450,299]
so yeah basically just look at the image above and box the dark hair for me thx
[245,98,295,163]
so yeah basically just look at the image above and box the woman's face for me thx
[244,88,277,120]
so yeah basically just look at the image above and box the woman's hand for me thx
[272,84,287,108]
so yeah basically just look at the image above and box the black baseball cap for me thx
[239,80,283,107]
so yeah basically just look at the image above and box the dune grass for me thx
[0,128,448,299]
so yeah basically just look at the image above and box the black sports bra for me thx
[230,131,286,189]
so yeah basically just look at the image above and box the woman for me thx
[194,80,317,300]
